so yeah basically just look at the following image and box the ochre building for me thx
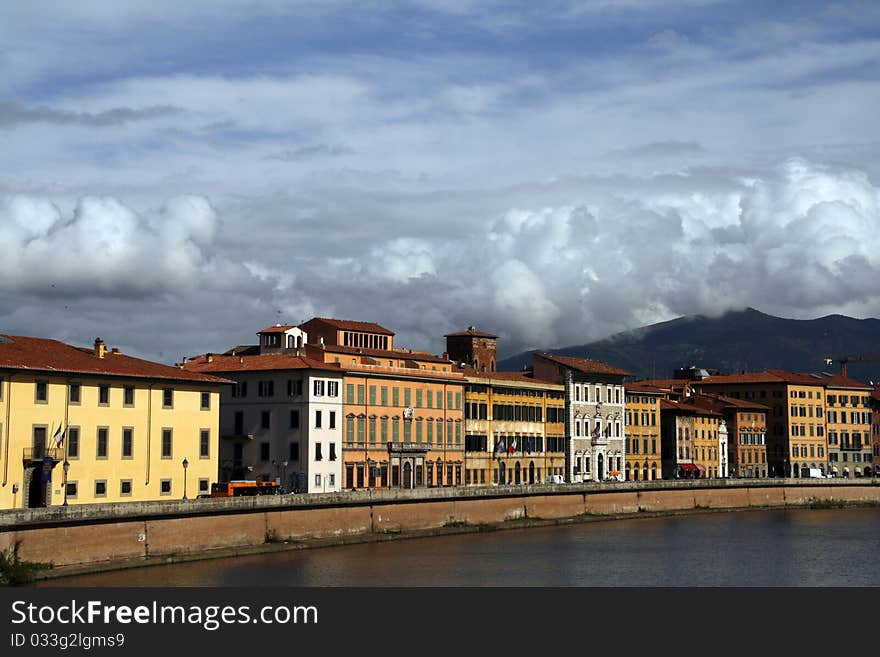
[0,335,227,509]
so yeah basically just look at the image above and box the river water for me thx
[37,507,880,587]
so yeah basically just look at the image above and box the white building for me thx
[182,346,343,494]
[532,353,630,483]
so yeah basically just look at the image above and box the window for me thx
[327,381,338,397]
[35,380,48,403]
[260,442,270,461]
[261,410,271,429]
[200,391,210,410]
[287,379,303,397]
[124,386,135,407]
[162,388,173,408]
[314,380,325,396]
[122,427,133,459]
[65,481,78,499]
[200,429,210,458]
[329,411,336,430]
[232,381,248,398]
[96,427,108,459]
[315,474,321,488]
[290,409,300,429]
[328,473,335,488]
[120,480,132,497]
[67,427,80,459]
[258,381,274,397]
[69,383,81,404]
[161,428,173,458]
[346,384,355,403]
[94,480,107,497]
[329,443,337,461]
[289,442,300,461]
[234,411,244,435]
[160,479,172,495]
[315,410,322,429]
[199,479,209,494]
[315,443,323,461]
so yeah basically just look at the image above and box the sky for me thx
[2,0,880,363]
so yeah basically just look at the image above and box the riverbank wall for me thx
[3,479,879,578]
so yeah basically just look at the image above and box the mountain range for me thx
[497,308,880,384]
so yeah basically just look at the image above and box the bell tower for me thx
[444,326,498,373]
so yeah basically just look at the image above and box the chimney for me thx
[207,353,214,363]
[182,356,188,364]
[94,337,105,359]
[111,347,120,355]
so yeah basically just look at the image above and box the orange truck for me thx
[210,480,280,497]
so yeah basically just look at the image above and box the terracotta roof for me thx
[314,344,450,364]
[534,352,630,377]
[0,335,230,384]
[659,398,722,416]
[181,353,341,374]
[458,366,562,388]
[812,373,872,389]
[624,382,667,395]
[698,369,858,387]
[632,378,690,389]
[257,325,298,334]
[303,317,394,335]
[223,345,260,356]
[688,393,770,412]
[444,328,498,338]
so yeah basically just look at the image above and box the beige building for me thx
[0,335,227,509]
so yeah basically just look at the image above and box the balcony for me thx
[23,447,63,462]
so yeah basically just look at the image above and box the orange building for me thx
[689,393,768,478]
[694,370,826,477]
[302,318,465,489]
[623,383,663,481]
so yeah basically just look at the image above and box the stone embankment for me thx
[2,478,878,579]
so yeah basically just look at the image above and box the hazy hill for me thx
[498,308,880,384]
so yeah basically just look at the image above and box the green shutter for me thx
[357,385,365,405]
[346,384,354,404]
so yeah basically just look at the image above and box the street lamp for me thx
[182,458,189,500]
[282,460,289,492]
[62,460,70,506]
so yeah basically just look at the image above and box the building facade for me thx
[182,350,344,494]
[820,374,873,477]
[688,393,768,478]
[461,370,566,486]
[694,371,828,477]
[302,318,466,490]
[532,353,629,483]
[623,383,662,481]
[0,335,226,509]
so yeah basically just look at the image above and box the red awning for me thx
[679,463,698,472]
[694,463,706,473]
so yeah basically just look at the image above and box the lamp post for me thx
[182,458,189,500]
[282,460,288,493]
[62,460,70,506]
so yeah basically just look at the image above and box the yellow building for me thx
[461,369,566,486]
[0,335,228,509]
[819,373,873,477]
[624,383,663,481]
[694,370,827,477]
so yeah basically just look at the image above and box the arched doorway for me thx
[403,461,412,488]
[597,453,605,481]
[499,461,506,485]
[651,463,657,480]
[514,462,521,484]
[643,462,649,481]
[528,461,535,484]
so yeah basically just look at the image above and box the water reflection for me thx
[36,508,880,587]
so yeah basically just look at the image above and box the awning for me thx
[679,463,698,472]
[695,464,706,473]
[608,470,621,476]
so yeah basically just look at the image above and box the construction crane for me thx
[824,356,880,378]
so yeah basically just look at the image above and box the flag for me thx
[592,423,601,440]
[508,436,517,454]
[53,424,65,448]
[494,436,506,454]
